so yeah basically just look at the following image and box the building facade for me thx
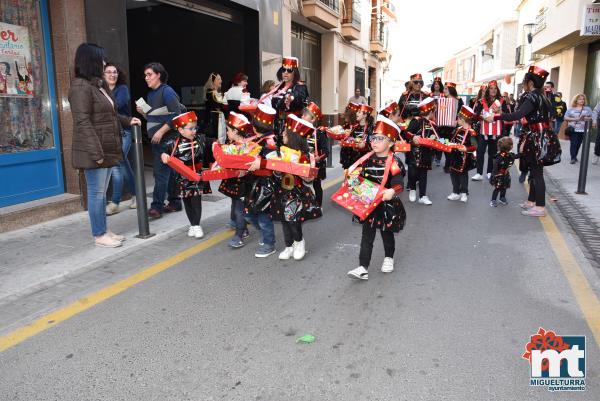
[0,0,393,232]
[514,0,600,104]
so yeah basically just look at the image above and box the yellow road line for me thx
[0,175,344,353]
[0,229,233,353]
[540,212,600,348]
[523,181,600,348]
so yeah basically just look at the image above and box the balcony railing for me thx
[318,0,339,12]
[342,0,361,27]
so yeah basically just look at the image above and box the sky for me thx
[386,0,522,85]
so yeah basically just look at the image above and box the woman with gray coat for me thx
[68,43,141,247]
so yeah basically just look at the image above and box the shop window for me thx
[1,0,54,153]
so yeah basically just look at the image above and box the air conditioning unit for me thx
[531,52,543,61]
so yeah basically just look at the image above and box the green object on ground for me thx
[296,334,315,344]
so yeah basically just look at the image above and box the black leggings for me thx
[313,178,323,207]
[359,223,395,269]
[281,221,303,247]
[491,188,506,201]
[183,195,202,225]
[450,170,469,194]
[527,164,545,207]
[407,166,428,197]
[476,136,498,175]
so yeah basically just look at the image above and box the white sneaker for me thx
[194,225,204,239]
[129,196,137,209]
[408,190,417,202]
[381,257,394,273]
[94,234,122,248]
[106,202,120,215]
[486,173,491,180]
[107,230,125,242]
[447,193,460,201]
[592,155,599,165]
[347,266,368,280]
[471,173,483,181]
[187,226,196,237]
[418,196,432,205]
[293,239,306,260]
[279,247,294,260]
[460,193,468,202]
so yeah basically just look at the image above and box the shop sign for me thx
[581,3,600,36]
[0,21,34,98]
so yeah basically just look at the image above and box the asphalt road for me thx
[1,162,599,400]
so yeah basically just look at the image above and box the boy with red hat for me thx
[219,112,253,248]
[244,104,279,257]
[347,114,406,280]
[160,111,214,238]
[446,105,478,202]
[403,98,438,205]
[301,101,329,206]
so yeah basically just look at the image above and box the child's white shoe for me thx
[348,266,368,280]
[460,193,468,202]
[187,226,196,237]
[408,190,417,202]
[418,196,432,205]
[279,247,294,260]
[194,225,204,239]
[293,239,306,260]
[381,257,394,273]
[447,193,460,201]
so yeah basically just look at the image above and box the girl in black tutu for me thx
[490,136,520,207]
[347,115,406,281]
[271,115,322,261]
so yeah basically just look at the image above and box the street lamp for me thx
[523,23,536,44]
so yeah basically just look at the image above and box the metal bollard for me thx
[575,121,592,195]
[326,114,333,168]
[131,125,155,238]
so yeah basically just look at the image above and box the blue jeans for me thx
[231,198,247,238]
[554,118,564,134]
[245,211,275,246]
[84,168,112,237]
[570,130,584,160]
[151,139,181,211]
[110,130,136,203]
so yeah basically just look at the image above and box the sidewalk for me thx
[0,147,345,306]
[0,169,231,305]
[545,139,600,214]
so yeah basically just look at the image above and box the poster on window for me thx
[0,21,34,97]
[581,3,600,36]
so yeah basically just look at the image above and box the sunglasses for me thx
[413,80,424,85]
[282,68,294,73]
[370,135,389,143]
[183,126,198,132]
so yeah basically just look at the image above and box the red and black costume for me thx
[340,104,373,169]
[271,57,309,135]
[403,99,438,198]
[448,106,478,195]
[356,116,406,270]
[490,151,520,201]
[166,112,214,226]
[494,66,561,208]
[304,102,329,206]
[398,73,429,121]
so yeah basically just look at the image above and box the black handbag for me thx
[565,125,575,138]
